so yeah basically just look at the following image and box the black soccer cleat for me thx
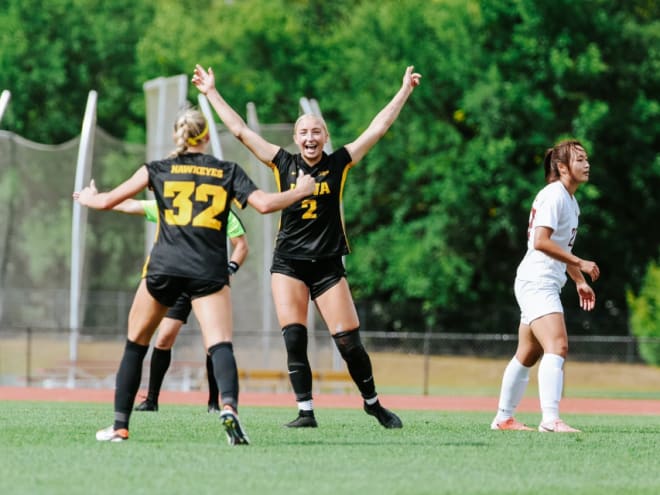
[285,410,318,428]
[220,410,250,446]
[134,399,158,412]
[207,402,221,414]
[364,400,403,429]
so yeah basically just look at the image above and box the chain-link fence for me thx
[2,321,658,391]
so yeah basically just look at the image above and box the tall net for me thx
[0,126,148,327]
[0,128,145,385]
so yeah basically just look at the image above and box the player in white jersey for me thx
[491,139,600,433]
[516,180,580,287]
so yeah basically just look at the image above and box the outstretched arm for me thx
[248,170,315,213]
[192,65,280,164]
[345,65,421,164]
[112,198,147,215]
[73,167,149,210]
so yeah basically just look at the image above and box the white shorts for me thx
[514,278,564,325]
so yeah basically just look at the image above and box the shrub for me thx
[627,260,660,366]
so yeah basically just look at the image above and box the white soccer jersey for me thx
[516,181,580,286]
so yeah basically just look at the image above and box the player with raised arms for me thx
[192,64,421,429]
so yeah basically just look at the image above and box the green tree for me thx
[0,0,153,143]
[628,259,660,366]
[471,0,660,334]
[1,0,658,338]
[170,0,658,335]
[313,0,466,330]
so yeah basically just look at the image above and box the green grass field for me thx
[1,401,658,495]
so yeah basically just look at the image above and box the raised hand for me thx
[192,65,216,95]
[72,179,98,202]
[403,65,422,90]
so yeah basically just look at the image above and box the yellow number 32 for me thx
[163,181,227,230]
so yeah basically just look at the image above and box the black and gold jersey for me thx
[268,146,354,260]
[144,153,257,281]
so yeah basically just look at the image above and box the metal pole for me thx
[26,327,32,386]
[246,102,274,365]
[198,94,224,160]
[422,327,431,396]
[69,90,98,388]
[0,90,11,123]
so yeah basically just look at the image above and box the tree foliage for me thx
[628,258,660,366]
[0,0,153,143]
[0,0,658,335]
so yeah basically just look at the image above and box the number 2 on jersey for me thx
[163,181,227,230]
[301,198,318,219]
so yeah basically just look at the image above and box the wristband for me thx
[228,261,240,275]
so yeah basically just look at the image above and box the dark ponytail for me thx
[543,147,558,183]
[543,139,584,183]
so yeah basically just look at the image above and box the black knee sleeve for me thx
[282,323,313,402]
[332,329,376,400]
[208,342,239,411]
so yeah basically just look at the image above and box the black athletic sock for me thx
[206,354,219,405]
[332,329,376,400]
[282,323,313,402]
[208,342,239,412]
[147,347,171,404]
[114,339,149,430]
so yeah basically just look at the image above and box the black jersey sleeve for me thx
[333,146,352,169]
[270,148,289,175]
[230,163,258,209]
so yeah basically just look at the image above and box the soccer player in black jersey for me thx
[192,64,421,428]
[73,189,249,413]
[74,107,315,444]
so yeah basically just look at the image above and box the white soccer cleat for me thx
[96,425,129,442]
[538,419,581,433]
